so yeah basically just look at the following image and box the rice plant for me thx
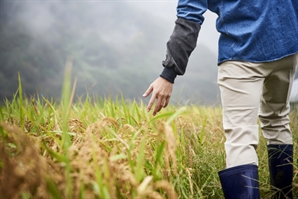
[0,72,297,198]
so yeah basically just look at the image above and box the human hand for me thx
[143,77,173,116]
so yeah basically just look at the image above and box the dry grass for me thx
[0,94,297,198]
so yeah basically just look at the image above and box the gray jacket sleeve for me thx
[160,17,201,83]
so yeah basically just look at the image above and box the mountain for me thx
[0,1,219,105]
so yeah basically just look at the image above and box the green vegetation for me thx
[0,75,297,198]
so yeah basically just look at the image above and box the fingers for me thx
[163,96,170,108]
[144,85,154,112]
[143,77,173,115]
[143,85,153,98]
[153,95,163,116]
[147,91,156,112]
[153,94,170,116]
[146,92,171,115]
[148,93,165,116]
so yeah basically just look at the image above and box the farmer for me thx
[143,1,298,198]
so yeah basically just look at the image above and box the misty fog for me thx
[0,1,221,105]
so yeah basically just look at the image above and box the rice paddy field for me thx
[1,75,297,199]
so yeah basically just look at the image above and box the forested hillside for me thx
[0,1,219,105]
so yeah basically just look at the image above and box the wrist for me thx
[160,67,177,83]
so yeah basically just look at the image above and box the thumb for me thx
[143,85,153,97]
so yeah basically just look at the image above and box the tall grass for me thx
[0,72,297,198]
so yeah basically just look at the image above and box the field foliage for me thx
[0,75,297,198]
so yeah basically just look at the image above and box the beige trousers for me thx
[218,54,298,168]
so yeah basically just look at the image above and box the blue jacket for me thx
[161,0,298,83]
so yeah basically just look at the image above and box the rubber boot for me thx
[268,144,293,199]
[218,164,260,199]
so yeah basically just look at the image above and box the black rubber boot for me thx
[268,144,293,199]
[218,164,260,199]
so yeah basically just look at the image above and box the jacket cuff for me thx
[160,67,177,83]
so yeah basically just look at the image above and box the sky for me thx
[9,0,219,54]
[0,0,220,60]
